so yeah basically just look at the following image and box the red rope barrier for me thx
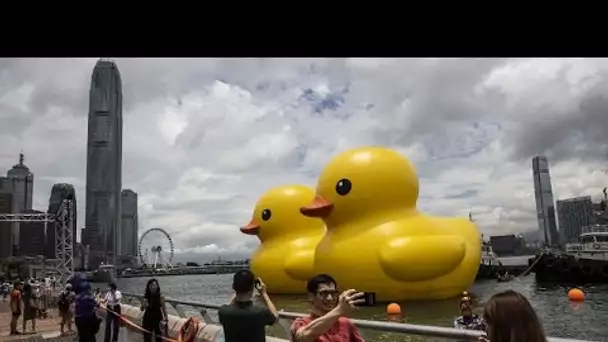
[99,303,199,342]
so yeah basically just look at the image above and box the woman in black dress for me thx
[141,278,167,342]
[21,283,37,334]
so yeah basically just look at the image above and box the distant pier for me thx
[118,264,248,278]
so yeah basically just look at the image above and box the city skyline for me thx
[1,58,608,262]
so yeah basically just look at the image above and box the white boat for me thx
[565,224,608,261]
[531,224,608,282]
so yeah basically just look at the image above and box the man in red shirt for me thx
[291,274,365,342]
[9,282,23,335]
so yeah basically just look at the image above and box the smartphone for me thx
[254,279,261,289]
[359,292,376,307]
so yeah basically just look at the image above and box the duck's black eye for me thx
[335,179,352,196]
[261,209,272,221]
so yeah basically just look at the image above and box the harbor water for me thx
[95,273,608,341]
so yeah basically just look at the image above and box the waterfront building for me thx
[532,156,560,246]
[0,189,13,258]
[83,59,123,268]
[489,234,526,256]
[591,199,608,225]
[17,209,46,257]
[5,153,34,251]
[47,183,77,256]
[556,196,593,244]
[120,189,138,257]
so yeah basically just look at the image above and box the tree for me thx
[186,261,200,267]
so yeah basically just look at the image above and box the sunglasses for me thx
[317,290,339,299]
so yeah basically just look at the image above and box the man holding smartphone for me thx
[218,270,279,342]
[291,274,365,342]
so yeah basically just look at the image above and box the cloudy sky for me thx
[1,58,607,262]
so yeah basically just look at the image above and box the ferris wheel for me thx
[138,228,175,269]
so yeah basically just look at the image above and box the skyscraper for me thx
[83,59,123,267]
[0,189,13,258]
[47,183,77,259]
[120,189,138,257]
[6,153,33,251]
[556,196,592,244]
[532,156,560,246]
[18,209,46,257]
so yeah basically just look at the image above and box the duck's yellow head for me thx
[300,147,419,229]
[241,184,325,242]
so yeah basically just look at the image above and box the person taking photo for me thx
[58,284,75,335]
[291,274,365,342]
[218,270,279,342]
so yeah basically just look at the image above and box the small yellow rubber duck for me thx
[300,147,481,301]
[241,185,325,294]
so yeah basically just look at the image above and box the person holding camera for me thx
[291,274,365,342]
[218,270,279,342]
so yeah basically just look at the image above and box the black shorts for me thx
[12,312,21,318]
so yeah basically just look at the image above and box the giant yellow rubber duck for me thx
[300,147,481,301]
[241,185,325,294]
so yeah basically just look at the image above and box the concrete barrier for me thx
[111,303,289,342]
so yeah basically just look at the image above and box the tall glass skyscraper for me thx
[532,156,560,246]
[83,59,123,267]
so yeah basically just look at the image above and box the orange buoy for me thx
[179,316,200,342]
[568,288,585,302]
[386,303,402,315]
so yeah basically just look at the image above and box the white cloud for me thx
[1,58,608,262]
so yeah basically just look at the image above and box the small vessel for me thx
[496,273,515,282]
[531,224,608,282]
[476,241,501,280]
[92,264,117,284]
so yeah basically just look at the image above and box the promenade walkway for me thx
[0,299,139,342]
[0,300,73,342]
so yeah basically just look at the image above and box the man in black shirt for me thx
[218,270,279,342]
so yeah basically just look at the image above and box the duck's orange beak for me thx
[300,194,334,218]
[240,219,261,235]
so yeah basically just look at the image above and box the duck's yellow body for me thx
[242,185,325,294]
[301,147,481,301]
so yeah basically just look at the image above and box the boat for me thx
[92,264,117,284]
[476,241,501,279]
[530,224,608,282]
[496,274,514,282]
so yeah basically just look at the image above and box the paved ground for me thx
[0,298,75,342]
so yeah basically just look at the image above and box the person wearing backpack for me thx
[58,284,75,335]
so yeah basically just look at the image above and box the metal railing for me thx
[120,292,595,342]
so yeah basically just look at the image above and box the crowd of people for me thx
[6,278,56,336]
[4,270,550,342]
[217,270,549,342]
